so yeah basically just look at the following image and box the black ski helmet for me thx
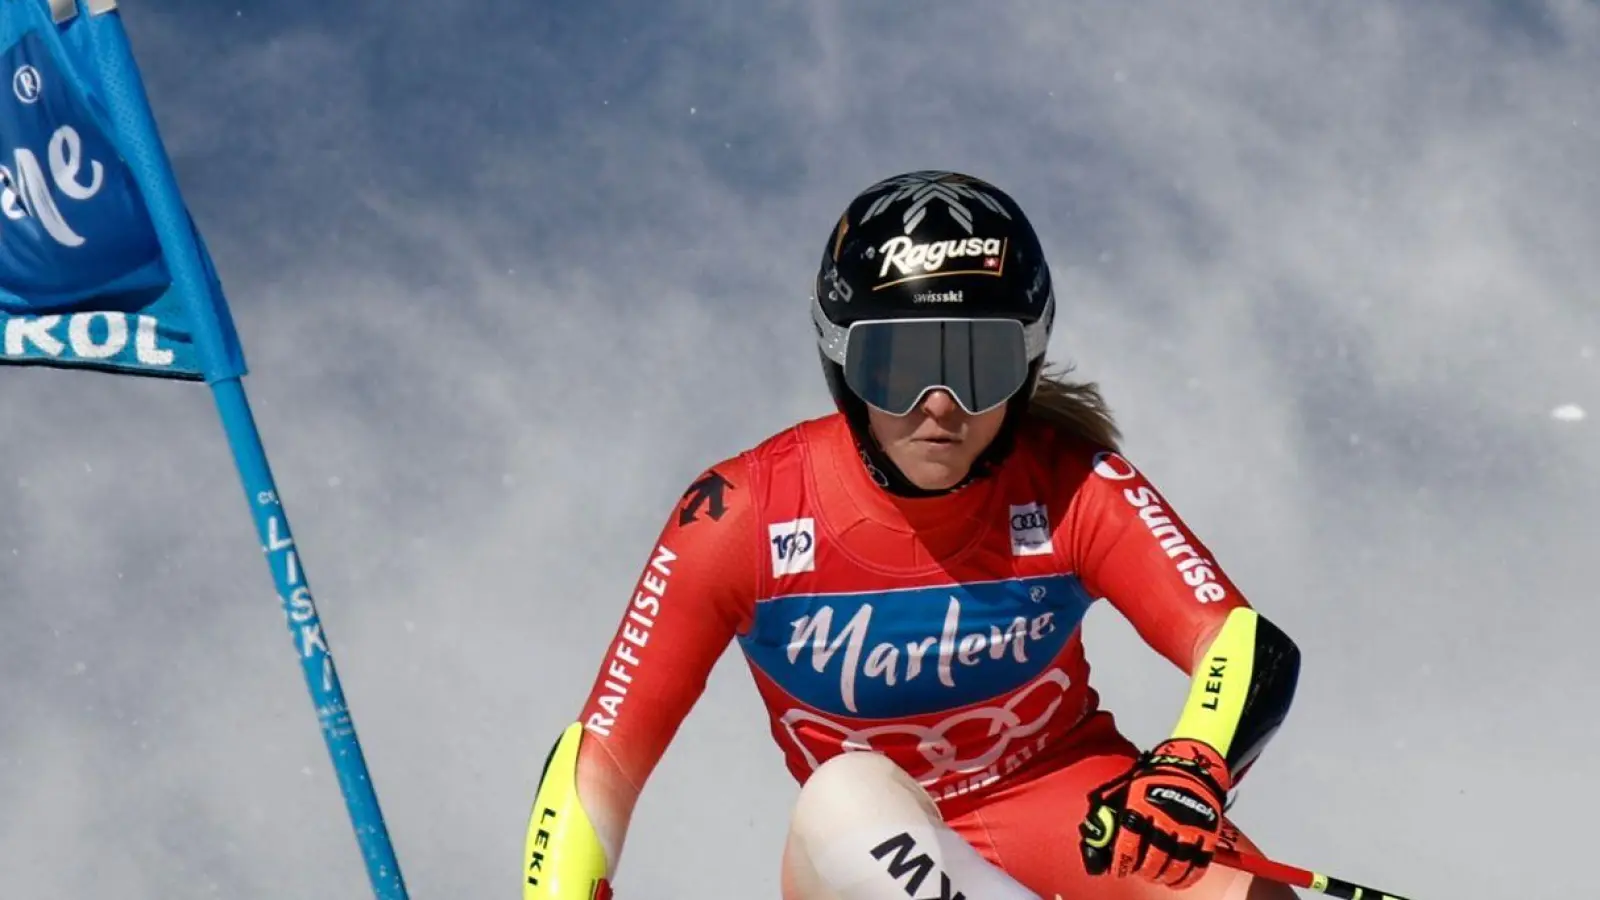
[812,170,1056,496]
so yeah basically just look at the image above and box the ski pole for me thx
[1216,847,1411,899]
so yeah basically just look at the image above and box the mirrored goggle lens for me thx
[842,319,1031,416]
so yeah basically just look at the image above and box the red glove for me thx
[1078,738,1232,890]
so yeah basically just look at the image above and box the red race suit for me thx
[569,413,1269,894]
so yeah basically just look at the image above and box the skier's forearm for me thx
[1169,607,1301,782]
[524,723,614,900]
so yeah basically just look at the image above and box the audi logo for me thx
[1011,511,1047,531]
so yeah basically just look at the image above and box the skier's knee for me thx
[791,750,939,843]
[782,752,942,900]
[780,752,1041,900]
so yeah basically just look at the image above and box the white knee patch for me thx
[783,752,1039,900]
[792,750,939,842]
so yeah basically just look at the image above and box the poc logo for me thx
[1009,503,1051,557]
[821,262,854,304]
[769,518,817,577]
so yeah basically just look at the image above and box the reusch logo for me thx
[1145,785,1218,827]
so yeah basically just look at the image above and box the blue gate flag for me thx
[0,2,409,897]
[0,1,243,379]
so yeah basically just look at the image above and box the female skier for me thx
[522,170,1301,900]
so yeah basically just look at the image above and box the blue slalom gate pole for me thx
[90,13,413,894]
[0,1,414,894]
[212,376,409,899]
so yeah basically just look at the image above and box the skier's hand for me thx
[1078,738,1231,890]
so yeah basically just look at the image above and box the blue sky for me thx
[0,2,1596,897]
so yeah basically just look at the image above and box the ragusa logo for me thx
[877,235,1003,279]
[0,118,107,249]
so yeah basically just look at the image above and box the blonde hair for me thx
[1026,363,1122,451]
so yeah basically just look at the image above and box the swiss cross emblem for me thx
[983,257,1000,269]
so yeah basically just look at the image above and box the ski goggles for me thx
[813,300,1051,417]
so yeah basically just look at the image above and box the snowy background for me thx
[2,1,1597,898]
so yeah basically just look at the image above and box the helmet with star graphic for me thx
[811,170,1056,495]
